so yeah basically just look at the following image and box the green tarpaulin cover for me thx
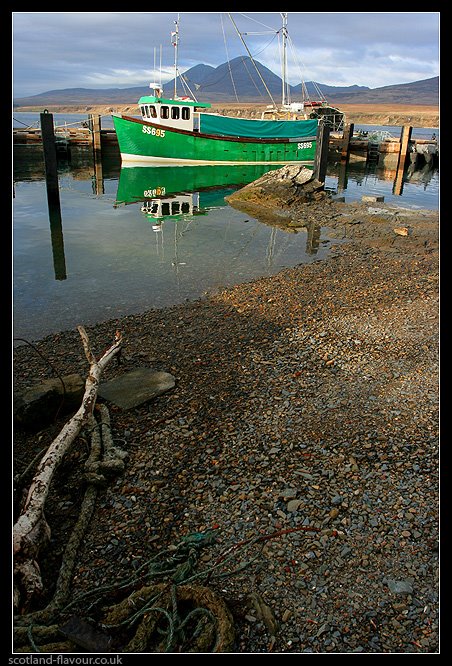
[200,113,318,139]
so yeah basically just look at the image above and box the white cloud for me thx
[81,67,176,88]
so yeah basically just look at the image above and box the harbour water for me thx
[13,113,439,344]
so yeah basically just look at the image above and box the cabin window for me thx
[171,107,180,120]
[181,107,190,120]
[149,106,157,118]
[141,105,150,118]
[161,106,169,119]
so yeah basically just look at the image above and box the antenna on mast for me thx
[281,12,289,106]
[171,13,180,98]
[150,46,163,96]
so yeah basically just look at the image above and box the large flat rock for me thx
[14,373,85,430]
[98,367,175,409]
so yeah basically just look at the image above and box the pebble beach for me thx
[13,198,439,654]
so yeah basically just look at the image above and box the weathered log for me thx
[13,327,123,613]
[15,407,127,634]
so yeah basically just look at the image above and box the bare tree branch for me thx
[13,327,123,612]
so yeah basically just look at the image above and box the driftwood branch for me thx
[13,327,122,613]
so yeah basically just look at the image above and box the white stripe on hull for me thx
[120,153,313,166]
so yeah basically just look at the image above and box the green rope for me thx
[27,625,40,653]
[179,606,217,637]
[146,606,175,653]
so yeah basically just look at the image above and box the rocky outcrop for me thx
[225,165,331,226]
[227,165,325,208]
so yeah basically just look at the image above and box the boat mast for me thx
[172,14,180,98]
[227,13,278,109]
[281,12,288,107]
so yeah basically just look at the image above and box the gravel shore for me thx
[13,199,439,654]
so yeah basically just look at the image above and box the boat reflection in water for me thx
[114,162,284,207]
[140,193,202,231]
[114,162,322,260]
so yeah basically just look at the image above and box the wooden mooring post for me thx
[89,114,102,160]
[337,160,348,193]
[305,222,321,255]
[39,111,67,280]
[398,125,412,169]
[89,114,104,195]
[40,110,60,204]
[313,122,330,183]
[341,122,354,162]
[48,200,67,281]
[393,125,413,196]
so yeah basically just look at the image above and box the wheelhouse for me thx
[138,95,211,132]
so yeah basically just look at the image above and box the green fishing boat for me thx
[112,14,330,165]
[112,100,318,165]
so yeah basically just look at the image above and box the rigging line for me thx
[13,117,39,128]
[195,32,279,92]
[55,114,113,130]
[13,115,105,131]
[287,34,326,102]
[227,13,278,108]
[240,56,268,99]
[221,12,239,103]
[228,220,262,265]
[237,13,276,31]
[194,46,275,91]
[177,70,198,101]
[247,33,279,57]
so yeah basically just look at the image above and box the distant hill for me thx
[13,86,152,106]
[325,76,439,105]
[13,57,439,107]
[293,82,370,97]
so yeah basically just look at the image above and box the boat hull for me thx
[112,114,318,165]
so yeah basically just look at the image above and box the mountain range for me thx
[13,56,439,107]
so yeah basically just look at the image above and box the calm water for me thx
[13,159,337,343]
[13,113,439,343]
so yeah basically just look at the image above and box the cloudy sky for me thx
[12,11,440,98]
